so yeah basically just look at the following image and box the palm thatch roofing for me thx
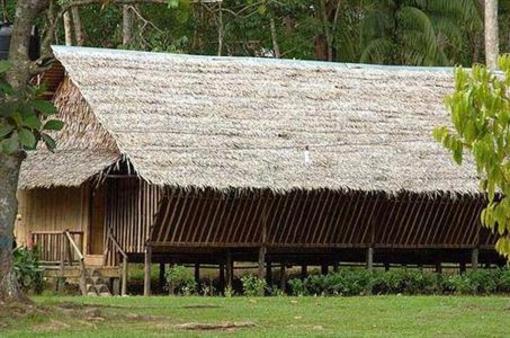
[19,46,479,194]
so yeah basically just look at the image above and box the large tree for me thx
[0,0,177,303]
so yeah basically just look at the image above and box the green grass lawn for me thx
[2,296,509,337]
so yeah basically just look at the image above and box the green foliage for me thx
[288,268,510,296]
[240,274,267,296]
[13,247,43,294]
[165,265,196,295]
[434,56,510,259]
[0,61,62,155]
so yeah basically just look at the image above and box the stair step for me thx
[99,292,112,297]
[87,292,98,296]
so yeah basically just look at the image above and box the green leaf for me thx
[32,100,57,116]
[18,128,36,149]
[43,120,64,131]
[41,133,56,152]
[167,0,179,8]
[0,123,14,138]
[23,114,42,130]
[1,134,19,154]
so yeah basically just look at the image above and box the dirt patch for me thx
[32,319,71,333]
[175,321,256,331]
[182,304,221,309]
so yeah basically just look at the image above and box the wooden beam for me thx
[144,245,152,296]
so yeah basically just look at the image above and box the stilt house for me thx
[15,46,502,295]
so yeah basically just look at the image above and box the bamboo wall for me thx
[106,178,163,254]
[16,185,90,252]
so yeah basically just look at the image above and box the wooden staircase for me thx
[85,268,112,296]
[32,229,127,296]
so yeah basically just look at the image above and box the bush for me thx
[288,278,306,296]
[13,246,43,294]
[443,270,497,295]
[241,275,267,296]
[372,269,440,295]
[496,268,510,293]
[165,265,196,295]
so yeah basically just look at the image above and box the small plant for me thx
[165,265,196,295]
[288,278,306,296]
[241,274,267,296]
[224,286,234,297]
[13,246,43,294]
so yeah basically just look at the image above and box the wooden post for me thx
[300,264,307,279]
[226,252,233,289]
[219,263,225,294]
[321,263,328,275]
[367,247,374,272]
[194,263,200,285]
[435,262,442,274]
[144,245,152,296]
[460,261,466,274]
[266,261,272,286]
[159,263,166,289]
[257,246,266,280]
[280,264,286,291]
[471,248,479,270]
[384,262,390,271]
[121,258,128,296]
[333,261,339,273]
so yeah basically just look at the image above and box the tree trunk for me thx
[484,0,499,69]
[122,5,133,45]
[2,0,48,304]
[269,16,280,58]
[63,11,73,46]
[0,153,25,303]
[71,7,84,46]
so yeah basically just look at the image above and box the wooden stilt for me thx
[333,262,339,273]
[301,264,307,279]
[226,252,233,289]
[367,247,374,272]
[159,263,166,289]
[384,262,390,271]
[219,263,225,294]
[435,262,442,274]
[460,261,466,274]
[266,261,272,286]
[258,246,266,279]
[194,263,200,285]
[471,248,479,270]
[280,265,286,291]
[144,245,152,296]
[321,263,328,275]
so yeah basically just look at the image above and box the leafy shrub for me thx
[288,278,306,296]
[322,269,372,296]
[13,246,43,294]
[241,275,267,296]
[443,270,497,295]
[496,268,510,293]
[372,269,440,295]
[165,265,196,295]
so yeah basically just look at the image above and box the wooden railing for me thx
[30,230,84,265]
[30,229,87,294]
[105,227,128,296]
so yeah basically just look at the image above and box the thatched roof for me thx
[20,46,479,194]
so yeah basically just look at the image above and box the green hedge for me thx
[287,268,510,296]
